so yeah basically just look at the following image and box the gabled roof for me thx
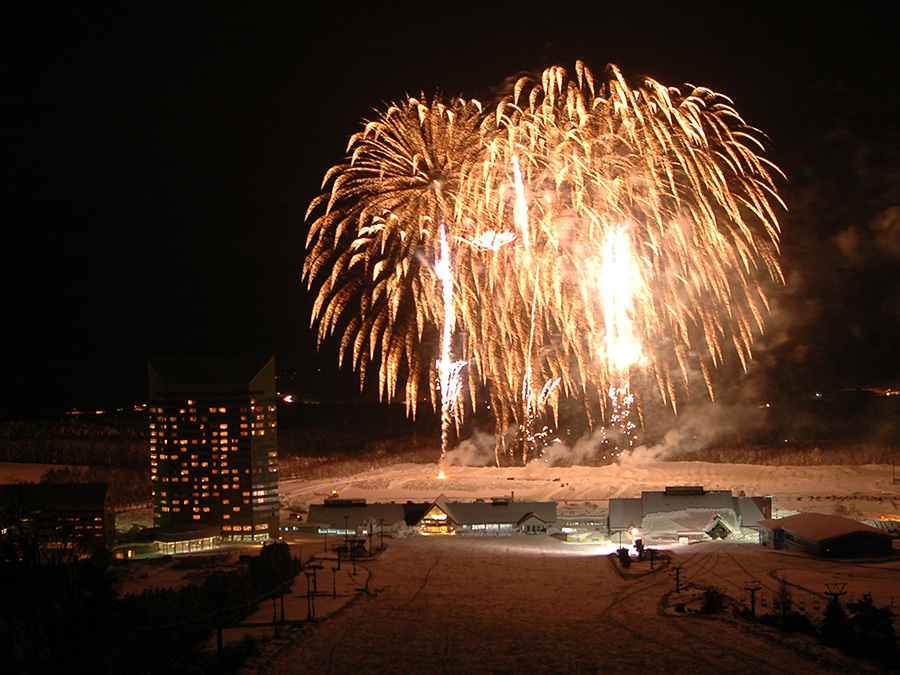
[518,512,549,525]
[705,513,733,533]
[420,494,556,527]
[758,513,892,544]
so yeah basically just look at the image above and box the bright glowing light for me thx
[304,61,783,463]
[603,225,642,372]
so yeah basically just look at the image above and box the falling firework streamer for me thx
[436,224,465,463]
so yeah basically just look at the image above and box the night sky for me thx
[3,2,899,418]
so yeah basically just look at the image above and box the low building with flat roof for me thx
[757,513,894,557]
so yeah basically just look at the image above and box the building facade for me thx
[149,355,279,541]
[608,486,772,544]
[305,494,557,537]
[0,482,114,562]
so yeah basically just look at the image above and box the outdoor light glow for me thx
[304,61,783,464]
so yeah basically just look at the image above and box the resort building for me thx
[0,482,114,562]
[305,493,557,537]
[608,486,772,544]
[148,355,279,542]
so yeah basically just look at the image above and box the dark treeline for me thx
[1,398,896,481]
[0,411,148,467]
[0,542,298,674]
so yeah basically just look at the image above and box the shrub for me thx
[701,587,725,614]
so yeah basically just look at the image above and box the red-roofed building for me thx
[758,512,894,557]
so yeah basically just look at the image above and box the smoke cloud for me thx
[443,430,497,467]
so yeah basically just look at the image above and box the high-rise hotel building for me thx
[148,355,279,541]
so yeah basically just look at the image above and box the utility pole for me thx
[672,563,684,592]
[305,572,316,621]
[744,580,763,616]
[825,583,847,604]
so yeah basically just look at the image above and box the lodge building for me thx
[305,493,557,537]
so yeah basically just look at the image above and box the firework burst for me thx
[303,62,783,465]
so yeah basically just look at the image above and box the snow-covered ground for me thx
[244,461,900,674]
[280,460,900,522]
[246,535,899,675]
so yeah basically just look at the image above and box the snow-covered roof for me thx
[307,503,409,530]
[757,512,891,544]
[441,500,557,527]
[735,496,768,526]
[642,489,734,515]
[608,498,642,529]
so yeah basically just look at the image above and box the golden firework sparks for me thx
[303,62,783,464]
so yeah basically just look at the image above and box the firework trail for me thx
[436,224,466,465]
[303,62,783,465]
